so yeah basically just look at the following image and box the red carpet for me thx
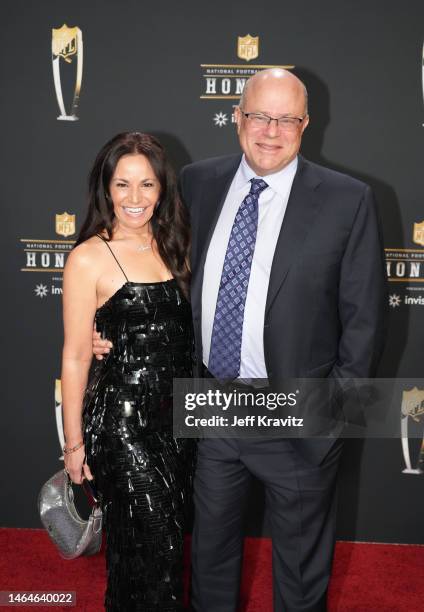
[0,529,423,611]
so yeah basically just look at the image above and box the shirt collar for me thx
[235,155,298,197]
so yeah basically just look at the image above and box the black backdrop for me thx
[2,0,423,543]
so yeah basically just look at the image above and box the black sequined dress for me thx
[83,240,195,611]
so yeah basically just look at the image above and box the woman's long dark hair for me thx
[75,132,190,298]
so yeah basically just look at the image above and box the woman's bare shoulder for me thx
[66,236,106,272]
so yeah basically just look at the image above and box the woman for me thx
[61,132,195,611]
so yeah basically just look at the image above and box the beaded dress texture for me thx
[83,238,195,611]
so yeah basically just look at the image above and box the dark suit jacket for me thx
[179,154,388,463]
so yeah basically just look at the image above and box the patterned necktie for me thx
[208,178,269,379]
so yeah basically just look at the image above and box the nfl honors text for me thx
[20,213,76,300]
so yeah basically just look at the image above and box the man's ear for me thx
[301,114,310,134]
[234,106,242,134]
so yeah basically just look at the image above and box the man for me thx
[94,69,387,611]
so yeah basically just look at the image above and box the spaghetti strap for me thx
[96,234,130,283]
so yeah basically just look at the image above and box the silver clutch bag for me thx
[38,469,102,559]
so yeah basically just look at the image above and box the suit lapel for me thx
[265,157,323,316]
[191,155,241,306]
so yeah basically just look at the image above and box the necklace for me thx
[137,236,152,252]
[138,243,151,252]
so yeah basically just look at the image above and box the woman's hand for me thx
[64,445,93,484]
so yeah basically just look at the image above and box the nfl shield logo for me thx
[52,24,79,62]
[401,387,424,420]
[413,221,424,247]
[56,212,76,237]
[237,35,259,62]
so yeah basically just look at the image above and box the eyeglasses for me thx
[240,110,306,132]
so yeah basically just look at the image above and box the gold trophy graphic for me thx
[401,387,424,474]
[55,379,65,460]
[52,24,83,121]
